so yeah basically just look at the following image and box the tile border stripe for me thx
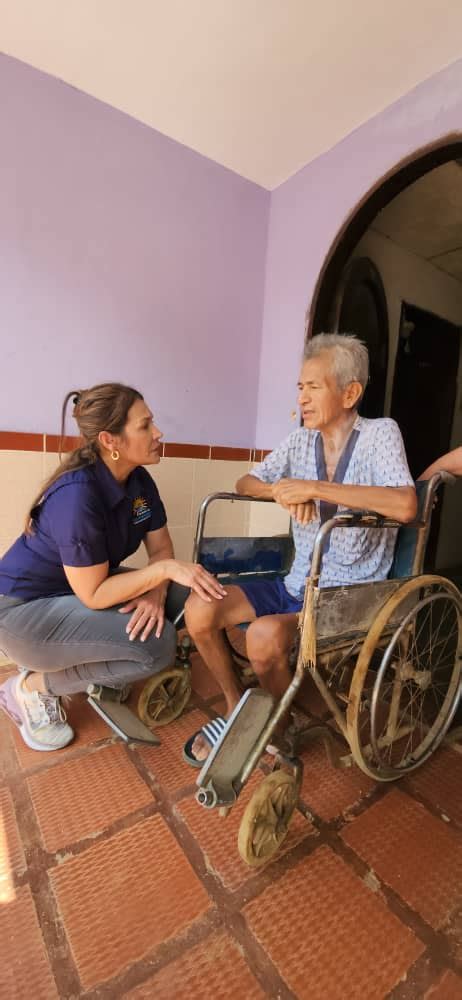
[0,432,273,461]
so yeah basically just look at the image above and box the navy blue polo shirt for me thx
[0,460,167,600]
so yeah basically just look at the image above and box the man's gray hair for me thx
[303,333,369,393]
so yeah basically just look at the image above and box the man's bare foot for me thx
[190,732,211,761]
[184,694,242,767]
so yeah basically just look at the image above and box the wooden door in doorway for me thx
[390,302,461,568]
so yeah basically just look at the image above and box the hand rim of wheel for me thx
[346,575,462,781]
[370,589,461,774]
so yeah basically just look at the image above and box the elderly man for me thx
[183,333,417,765]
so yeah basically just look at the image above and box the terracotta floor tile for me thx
[425,969,462,999]
[137,708,209,794]
[0,885,58,999]
[176,773,314,891]
[244,845,423,1000]
[405,746,462,827]
[0,702,18,781]
[49,813,211,989]
[124,931,266,999]
[342,789,462,929]
[446,908,462,965]
[298,741,376,820]
[27,744,154,853]
[11,693,109,771]
[0,786,26,892]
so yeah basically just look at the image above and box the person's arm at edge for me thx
[418,447,462,480]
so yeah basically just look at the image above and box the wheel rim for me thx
[238,771,299,867]
[138,669,191,727]
[347,576,462,780]
[370,590,461,774]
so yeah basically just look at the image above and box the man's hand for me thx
[272,479,317,523]
[288,502,316,525]
[119,585,168,641]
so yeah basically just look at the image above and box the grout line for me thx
[3,675,462,999]
[7,764,83,997]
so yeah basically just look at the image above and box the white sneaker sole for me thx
[19,722,74,752]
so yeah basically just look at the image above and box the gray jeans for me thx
[0,583,188,696]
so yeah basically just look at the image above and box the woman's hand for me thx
[165,560,227,603]
[119,585,168,642]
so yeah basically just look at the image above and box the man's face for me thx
[297,353,349,431]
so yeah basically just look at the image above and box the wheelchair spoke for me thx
[353,580,461,777]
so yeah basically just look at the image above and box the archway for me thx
[309,136,462,337]
[308,136,462,577]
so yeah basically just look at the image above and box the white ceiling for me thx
[1,0,462,189]
[373,161,462,282]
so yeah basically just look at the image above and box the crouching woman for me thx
[0,383,225,752]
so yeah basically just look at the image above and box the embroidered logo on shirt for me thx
[132,496,151,525]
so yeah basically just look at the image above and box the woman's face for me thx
[116,398,163,467]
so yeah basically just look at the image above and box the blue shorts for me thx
[237,575,303,618]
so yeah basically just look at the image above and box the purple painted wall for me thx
[255,58,462,448]
[0,55,269,446]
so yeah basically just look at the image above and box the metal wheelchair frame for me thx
[190,473,461,865]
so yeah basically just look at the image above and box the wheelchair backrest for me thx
[389,479,435,579]
[197,534,294,579]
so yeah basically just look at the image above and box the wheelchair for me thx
[188,472,461,866]
[91,472,461,867]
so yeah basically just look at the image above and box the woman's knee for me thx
[142,619,177,669]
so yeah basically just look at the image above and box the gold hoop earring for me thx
[111,450,120,461]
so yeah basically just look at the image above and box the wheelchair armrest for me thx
[200,491,274,506]
[309,510,407,579]
[417,470,457,488]
[330,510,402,530]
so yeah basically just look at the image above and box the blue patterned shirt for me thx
[250,416,414,595]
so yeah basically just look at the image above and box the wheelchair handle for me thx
[193,491,275,562]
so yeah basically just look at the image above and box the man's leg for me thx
[185,585,256,714]
[184,585,256,761]
[246,614,298,736]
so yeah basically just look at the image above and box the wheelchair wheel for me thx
[237,770,299,867]
[347,576,462,780]
[138,667,192,728]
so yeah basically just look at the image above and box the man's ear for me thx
[344,380,363,410]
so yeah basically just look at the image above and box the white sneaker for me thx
[0,673,74,751]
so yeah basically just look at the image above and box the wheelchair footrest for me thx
[195,688,275,808]
[87,685,161,745]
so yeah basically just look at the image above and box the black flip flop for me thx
[183,715,227,768]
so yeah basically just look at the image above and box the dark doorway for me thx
[390,302,461,567]
[328,257,388,417]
